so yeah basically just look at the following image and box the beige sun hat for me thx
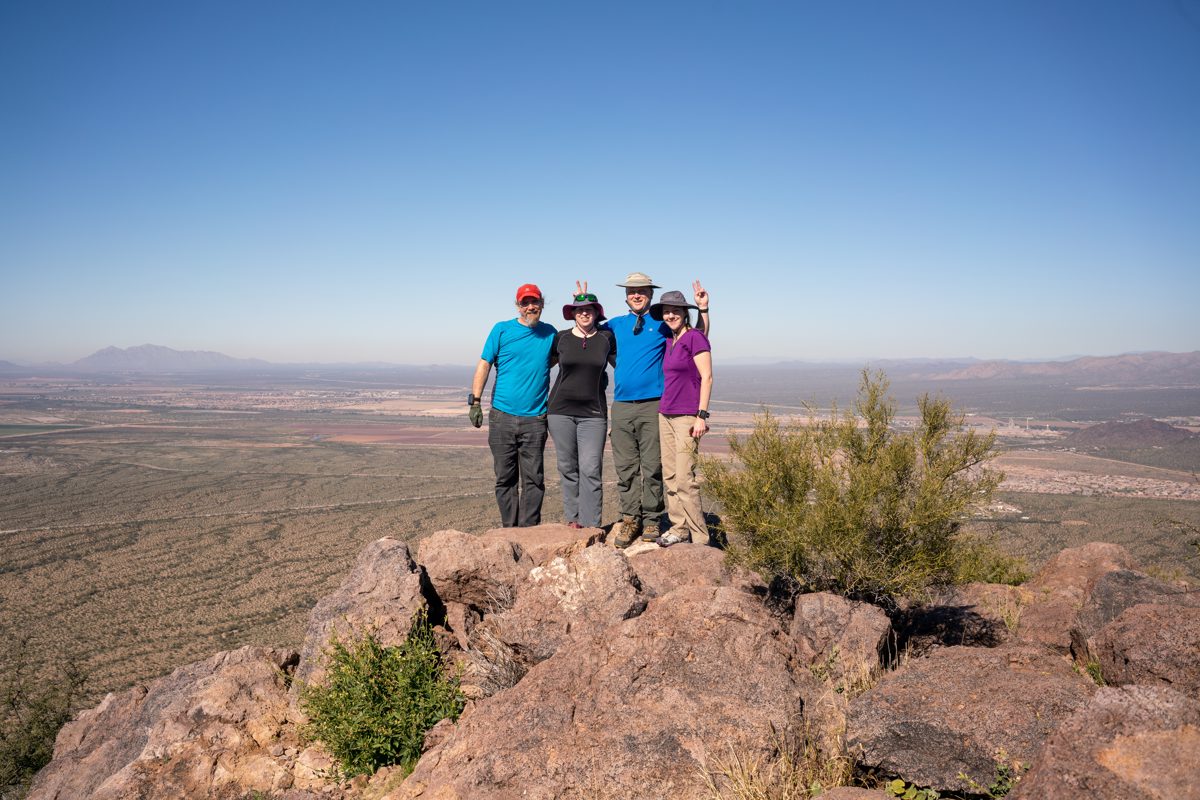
[616,272,661,289]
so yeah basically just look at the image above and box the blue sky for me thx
[3,0,1198,364]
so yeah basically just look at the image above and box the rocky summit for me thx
[27,529,1200,799]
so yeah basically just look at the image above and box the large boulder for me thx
[897,583,1030,655]
[1010,685,1200,800]
[294,537,431,687]
[417,528,533,612]
[790,592,891,692]
[627,541,764,598]
[1068,568,1197,665]
[27,647,302,800]
[1091,602,1200,696]
[1017,542,1137,653]
[845,643,1095,793]
[478,522,602,565]
[391,586,816,800]
[473,543,646,667]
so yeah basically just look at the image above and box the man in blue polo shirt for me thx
[609,273,709,546]
[469,283,557,527]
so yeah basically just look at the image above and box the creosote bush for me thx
[0,634,86,796]
[299,611,464,779]
[703,371,1011,605]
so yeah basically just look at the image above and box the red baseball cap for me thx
[516,283,543,302]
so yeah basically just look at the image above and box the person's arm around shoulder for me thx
[605,329,617,368]
[693,279,711,337]
[550,329,562,368]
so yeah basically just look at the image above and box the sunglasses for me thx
[573,293,599,303]
[518,297,543,306]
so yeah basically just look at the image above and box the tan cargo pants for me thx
[658,413,706,543]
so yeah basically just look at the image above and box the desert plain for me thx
[1,365,1198,704]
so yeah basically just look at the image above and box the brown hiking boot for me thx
[613,516,641,548]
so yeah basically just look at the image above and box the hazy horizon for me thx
[4,2,1198,364]
[4,342,1198,370]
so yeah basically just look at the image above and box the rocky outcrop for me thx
[1091,602,1200,695]
[1010,685,1200,800]
[31,534,1199,799]
[897,582,1030,654]
[1017,542,1137,653]
[845,644,1095,793]
[790,592,891,689]
[627,541,765,598]
[393,586,815,800]
[472,543,646,667]
[27,647,302,800]
[418,528,533,612]
[1068,568,1198,665]
[478,522,602,564]
[294,537,431,687]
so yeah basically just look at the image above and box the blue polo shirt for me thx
[480,318,557,416]
[606,312,670,402]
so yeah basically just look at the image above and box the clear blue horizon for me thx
[3,1,1198,365]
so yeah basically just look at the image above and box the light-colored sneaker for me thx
[613,516,641,548]
[654,532,688,548]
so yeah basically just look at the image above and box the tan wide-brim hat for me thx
[616,272,661,289]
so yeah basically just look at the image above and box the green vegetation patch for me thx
[0,634,86,794]
[299,612,464,779]
[703,371,1011,605]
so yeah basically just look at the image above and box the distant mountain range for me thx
[0,345,472,376]
[927,351,1200,383]
[71,344,271,372]
[1060,418,1197,450]
[1,345,1198,384]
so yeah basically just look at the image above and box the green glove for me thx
[469,403,483,428]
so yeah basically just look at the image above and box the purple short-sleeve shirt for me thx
[659,328,711,415]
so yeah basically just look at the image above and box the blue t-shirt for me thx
[480,318,557,416]
[606,312,671,402]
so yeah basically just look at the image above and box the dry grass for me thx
[701,723,856,800]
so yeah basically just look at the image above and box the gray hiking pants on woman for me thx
[548,414,607,528]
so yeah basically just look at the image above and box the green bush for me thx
[702,371,1008,604]
[0,635,86,795]
[299,611,464,779]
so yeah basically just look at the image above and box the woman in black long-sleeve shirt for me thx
[548,291,616,528]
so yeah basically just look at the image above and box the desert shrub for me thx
[950,532,1029,586]
[703,371,1007,605]
[299,611,464,778]
[0,635,86,796]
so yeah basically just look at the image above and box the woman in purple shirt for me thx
[648,290,713,547]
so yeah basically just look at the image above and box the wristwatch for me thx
[697,410,710,420]
[467,393,478,406]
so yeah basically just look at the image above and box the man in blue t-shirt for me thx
[608,273,710,546]
[469,283,557,527]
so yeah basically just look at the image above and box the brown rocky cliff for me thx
[27,535,1200,799]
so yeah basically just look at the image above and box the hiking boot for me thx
[613,516,641,548]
